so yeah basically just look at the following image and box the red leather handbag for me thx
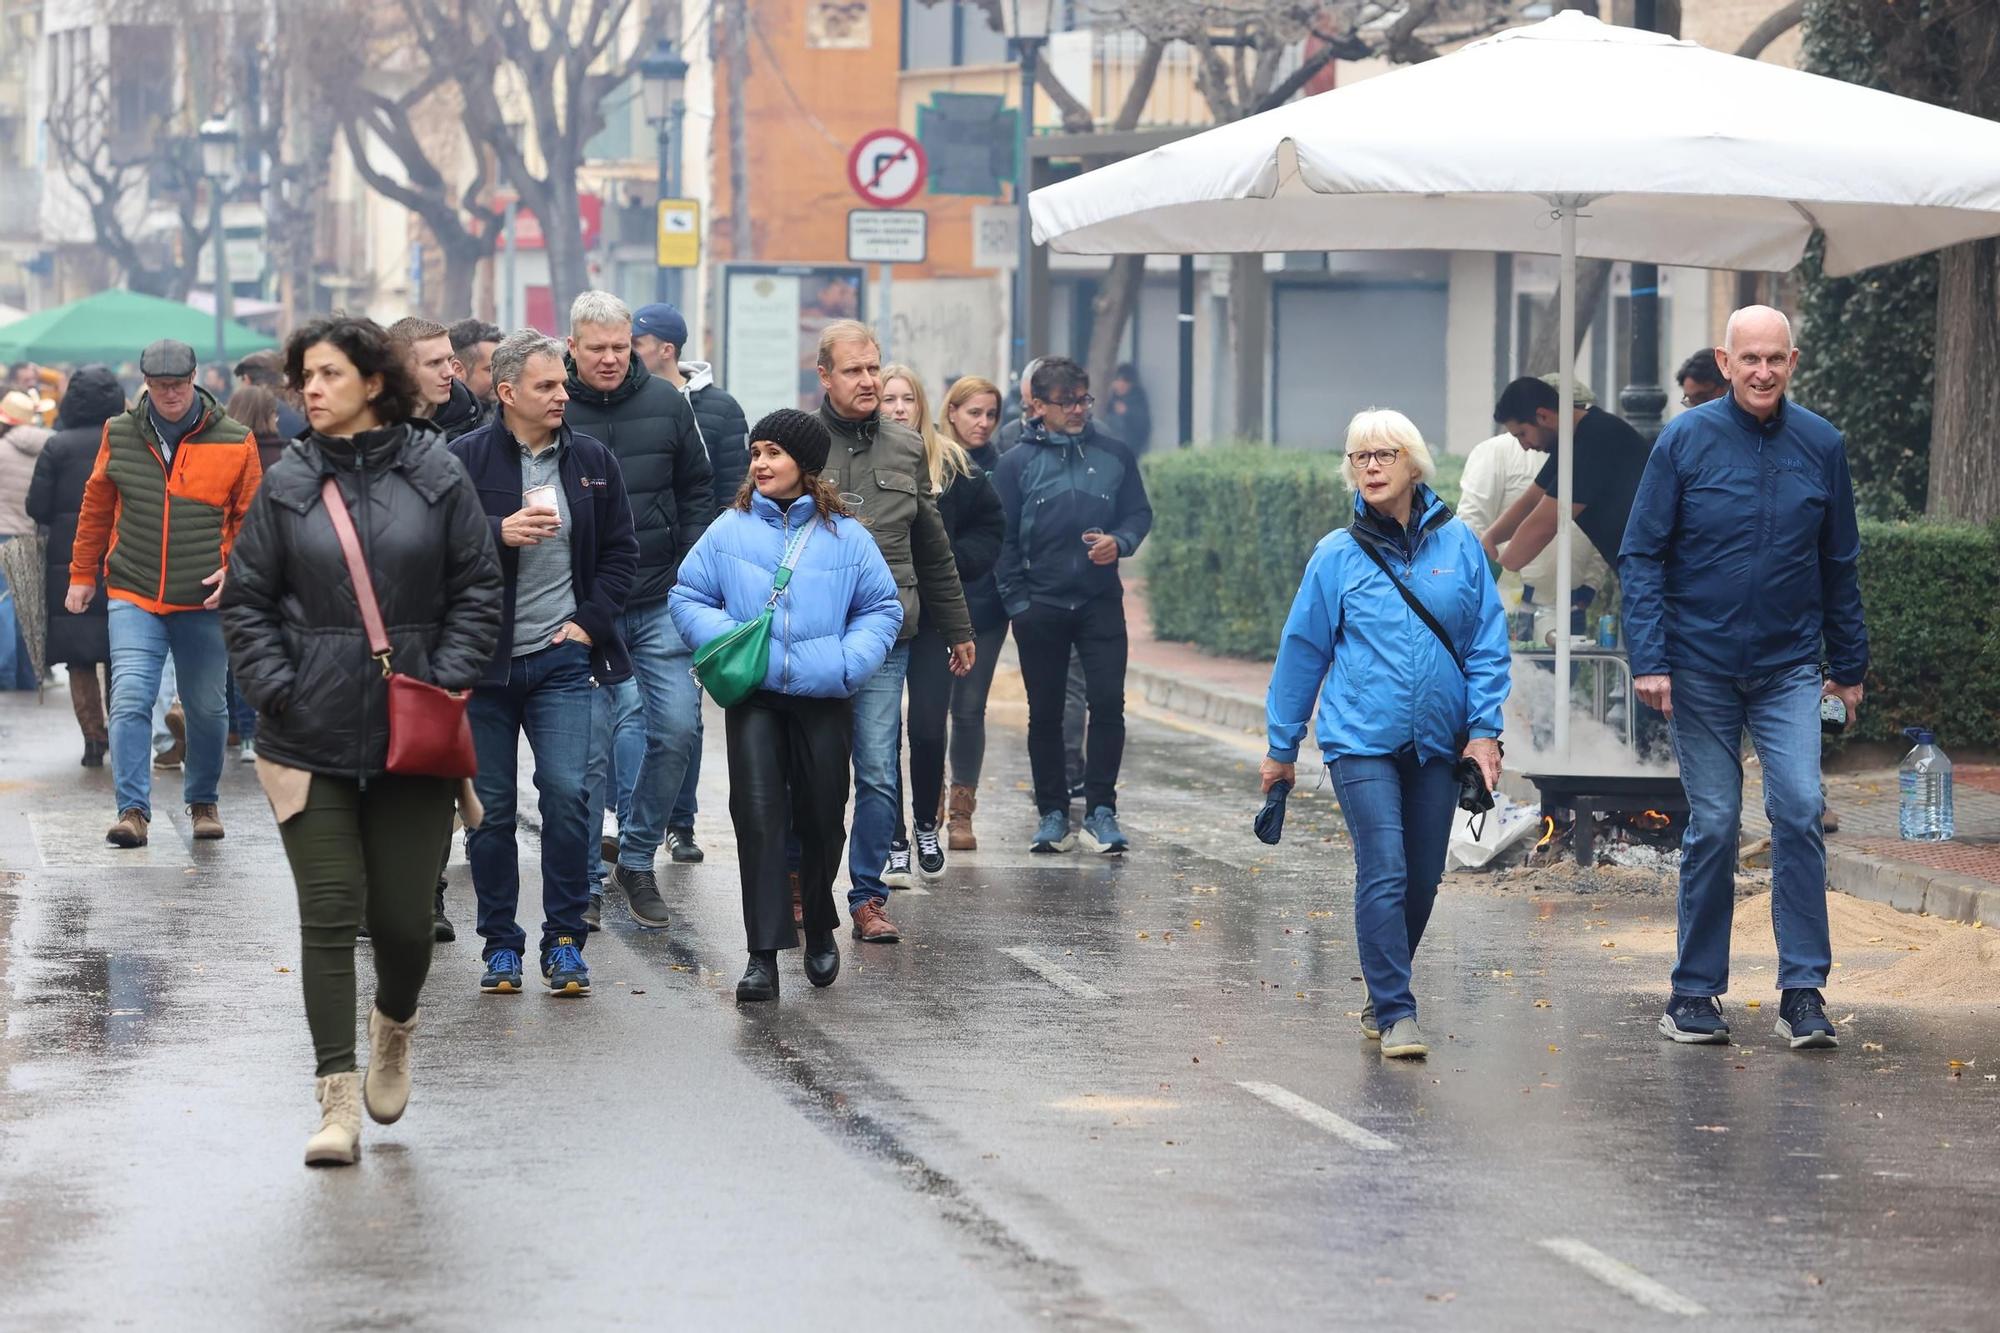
[319,477,478,780]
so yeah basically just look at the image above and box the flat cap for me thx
[139,339,198,379]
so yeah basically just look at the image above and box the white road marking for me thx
[1537,1238,1708,1317]
[1234,1081,1397,1152]
[998,946,1106,1000]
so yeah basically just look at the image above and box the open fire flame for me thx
[1534,816,1556,850]
[1636,809,1672,830]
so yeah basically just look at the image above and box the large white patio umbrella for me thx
[1030,10,2000,755]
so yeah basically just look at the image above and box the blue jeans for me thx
[1668,664,1829,995]
[225,670,256,742]
[847,643,911,909]
[1330,751,1460,1028]
[614,597,700,873]
[107,601,227,818]
[0,549,37,690]
[466,640,596,958]
[672,712,702,830]
[584,676,645,892]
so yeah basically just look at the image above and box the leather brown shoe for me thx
[789,871,803,927]
[947,784,978,851]
[850,899,901,943]
[154,703,186,769]
[189,803,225,840]
[106,808,149,847]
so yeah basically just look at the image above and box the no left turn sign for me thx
[847,129,928,208]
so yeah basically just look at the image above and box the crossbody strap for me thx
[1355,534,1463,673]
[320,477,393,676]
[766,514,816,604]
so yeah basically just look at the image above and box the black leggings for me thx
[899,621,1009,838]
[726,691,851,952]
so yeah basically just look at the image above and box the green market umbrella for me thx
[0,289,274,366]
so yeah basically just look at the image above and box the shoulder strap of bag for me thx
[767,513,816,601]
[319,476,393,675]
[1355,532,1463,672]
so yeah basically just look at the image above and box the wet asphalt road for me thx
[3,679,1998,1331]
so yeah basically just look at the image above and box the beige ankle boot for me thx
[364,1007,418,1125]
[305,1072,362,1167]
[947,784,978,851]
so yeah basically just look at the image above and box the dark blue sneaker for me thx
[542,937,590,997]
[481,948,524,995]
[1776,987,1837,1049]
[1079,806,1129,856]
[1031,811,1075,854]
[1658,993,1730,1044]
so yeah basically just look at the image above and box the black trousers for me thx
[726,691,851,952]
[1012,593,1129,815]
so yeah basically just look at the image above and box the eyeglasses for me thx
[1044,394,1095,411]
[1346,448,1403,470]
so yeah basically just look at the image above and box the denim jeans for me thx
[107,601,227,818]
[467,640,596,959]
[847,642,911,909]
[0,552,37,690]
[225,670,257,742]
[614,597,700,873]
[1330,751,1460,1029]
[1668,664,1830,995]
[672,710,702,830]
[584,676,644,892]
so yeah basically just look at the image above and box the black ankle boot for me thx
[433,880,455,943]
[81,739,107,768]
[736,950,779,1002]
[804,930,840,988]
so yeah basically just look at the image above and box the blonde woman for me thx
[880,366,1003,878]
[1260,409,1509,1060]
[935,376,1008,849]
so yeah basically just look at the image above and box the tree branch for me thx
[1736,0,1804,59]
[1036,59,1096,134]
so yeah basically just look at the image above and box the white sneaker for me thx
[914,826,946,879]
[882,841,914,888]
[239,739,257,764]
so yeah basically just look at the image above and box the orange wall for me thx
[711,0,1011,280]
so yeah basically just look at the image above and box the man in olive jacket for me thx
[815,320,974,944]
[562,290,713,930]
[67,339,261,849]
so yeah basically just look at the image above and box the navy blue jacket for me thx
[450,418,641,689]
[993,421,1153,616]
[1618,394,1868,685]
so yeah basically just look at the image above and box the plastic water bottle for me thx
[1897,727,1955,842]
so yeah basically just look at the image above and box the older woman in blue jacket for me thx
[1262,409,1510,1059]
[670,408,902,1003]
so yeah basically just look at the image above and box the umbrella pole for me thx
[1554,205,1577,760]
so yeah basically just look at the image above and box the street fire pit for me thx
[1525,773,1689,867]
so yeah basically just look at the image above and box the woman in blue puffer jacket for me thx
[670,408,902,1003]
[1261,409,1510,1061]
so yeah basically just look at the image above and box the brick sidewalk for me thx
[1122,577,2000,925]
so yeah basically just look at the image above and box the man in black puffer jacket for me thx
[562,290,713,929]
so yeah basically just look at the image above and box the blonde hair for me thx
[939,375,1002,451]
[816,319,879,369]
[883,364,972,494]
[1340,408,1437,493]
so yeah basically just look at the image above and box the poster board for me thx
[719,263,868,426]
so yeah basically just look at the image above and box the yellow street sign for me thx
[657,199,701,268]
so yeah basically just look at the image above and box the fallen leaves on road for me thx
[1547,1044,1561,1054]
[1746,999,1762,1009]
[1426,1292,1458,1304]
[1694,1125,1729,1133]
[1601,939,1617,948]
[274,966,291,974]
[1863,1042,1885,1052]
[1534,998,1552,1008]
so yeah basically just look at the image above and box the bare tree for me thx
[400,0,638,321]
[43,22,211,299]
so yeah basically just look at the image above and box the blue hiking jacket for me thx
[668,493,903,699]
[993,420,1153,615]
[1266,486,1510,765]
[1618,394,1868,685]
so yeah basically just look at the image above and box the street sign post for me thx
[846,129,928,208]
[657,199,700,268]
[846,210,928,265]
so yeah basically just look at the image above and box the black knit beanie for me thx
[751,408,832,476]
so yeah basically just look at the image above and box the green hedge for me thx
[1142,448,2000,748]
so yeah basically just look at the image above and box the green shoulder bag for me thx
[691,516,815,708]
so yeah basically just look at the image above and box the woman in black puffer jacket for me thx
[26,364,126,765]
[220,315,502,1168]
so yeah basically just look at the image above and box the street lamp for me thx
[1001,0,1056,388]
[199,116,238,372]
[639,37,689,304]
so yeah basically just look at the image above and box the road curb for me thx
[1127,663,1264,736]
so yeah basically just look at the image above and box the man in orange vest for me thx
[67,339,261,848]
